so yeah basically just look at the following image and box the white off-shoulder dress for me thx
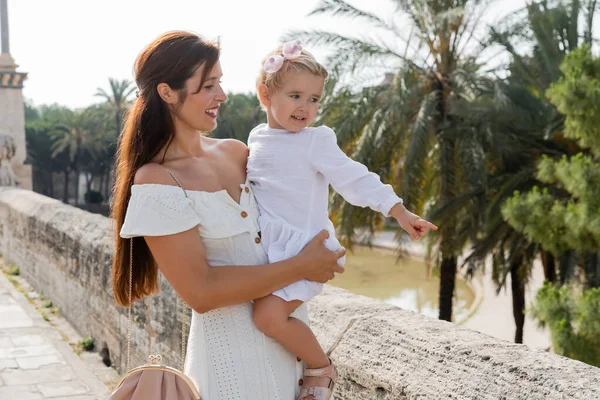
[120,181,306,400]
[247,124,403,303]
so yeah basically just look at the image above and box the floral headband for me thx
[262,41,303,74]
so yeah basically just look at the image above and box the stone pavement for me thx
[0,271,111,400]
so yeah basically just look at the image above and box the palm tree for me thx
[95,79,134,200]
[95,78,135,137]
[455,0,598,342]
[83,103,116,202]
[444,66,568,342]
[26,104,75,202]
[286,0,495,321]
[50,108,95,206]
[26,123,67,198]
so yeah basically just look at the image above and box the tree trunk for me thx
[62,170,70,203]
[73,142,82,207]
[438,254,457,321]
[85,173,93,211]
[434,74,457,323]
[583,252,600,289]
[74,166,80,206]
[104,170,109,203]
[49,172,54,198]
[98,172,104,200]
[558,250,575,285]
[541,250,557,283]
[510,260,526,344]
[437,133,457,322]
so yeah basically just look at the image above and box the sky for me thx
[6,0,527,109]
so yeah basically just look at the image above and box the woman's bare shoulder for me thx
[203,137,249,165]
[134,163,175,185]
[220,138,249,157]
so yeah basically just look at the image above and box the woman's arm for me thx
[145,229,344,314]
[135,142,343,314]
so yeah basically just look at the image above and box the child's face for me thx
[266,70,325,133]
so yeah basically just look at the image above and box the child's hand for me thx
[389,203,438,240]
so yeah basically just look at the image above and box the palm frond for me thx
[308,0,396,32]
[283,29,425,75]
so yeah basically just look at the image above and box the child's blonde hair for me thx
[256,45,329,92]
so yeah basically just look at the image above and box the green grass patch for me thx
[40,311,50,322]
[78,336,95,352]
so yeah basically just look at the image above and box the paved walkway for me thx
[367,231,551,349]
[0,272,111,400]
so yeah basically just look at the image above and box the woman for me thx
[110,31,345,399]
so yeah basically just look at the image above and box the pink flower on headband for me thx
[262,40,303,73]
[282,41,303,58]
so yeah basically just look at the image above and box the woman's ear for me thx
[257,84,271,108]
[157,83,179,105]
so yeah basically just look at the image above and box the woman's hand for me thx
[296,230,345,283]
[389,203,438,240]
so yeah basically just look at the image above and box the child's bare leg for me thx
[253,295,331,387]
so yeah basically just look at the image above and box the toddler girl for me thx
[247,41,437,400]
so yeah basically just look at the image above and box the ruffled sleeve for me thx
[120,184,201,238]
[309,126,403,217]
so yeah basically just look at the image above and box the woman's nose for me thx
[216,86,227,103]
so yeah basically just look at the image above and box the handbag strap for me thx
[127,167,191,372]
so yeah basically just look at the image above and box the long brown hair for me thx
[111,31,220,306]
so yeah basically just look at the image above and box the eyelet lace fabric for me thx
[121,183,306,399]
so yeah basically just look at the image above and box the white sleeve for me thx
[120,187,201,238]
[309,126,403,216]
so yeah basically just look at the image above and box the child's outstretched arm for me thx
[309,126,437,240]
[388,202,437,240]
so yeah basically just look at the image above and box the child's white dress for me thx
[247,124,403,302]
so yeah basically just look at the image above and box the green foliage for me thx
[26,97,122,204]
[547,44,600,154]
[499,29,600,355]
[531,282,600,366]
[211,93,265,143]
[95,78,135,137]
[8,266,19,276]
[24,100,39,121]
[26,104,74,173]
[503,45,600,257]
[503,155,600,255]
[42,300,53,308]
[78,336,95,352]
[40,311,50,322]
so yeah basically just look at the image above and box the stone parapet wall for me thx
[1,188,598,399]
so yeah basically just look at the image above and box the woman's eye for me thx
[291,95,299,99]
[311,98,319,103]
